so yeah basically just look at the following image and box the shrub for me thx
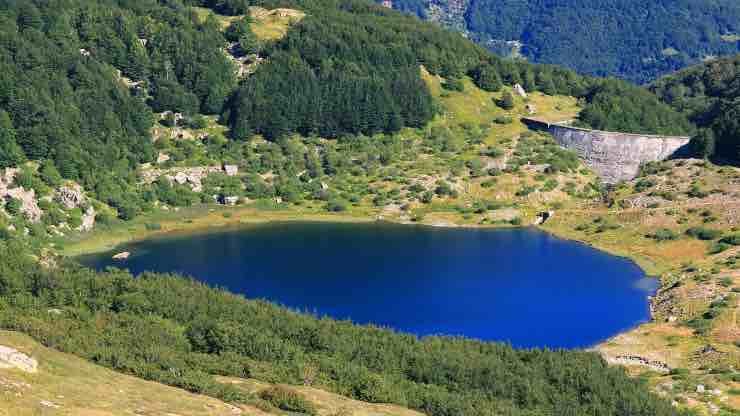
[326,200,347,212]
[145,222,162,231]
[260,386,316,415]
[708,242,730,254]
[497,92,515,110]
[685,227,722,240]
[719,234,740,245]
[493,116,512,124]
[442,78,464,92]
[647,228,678,241]
[634,179,655,192]
[4,198,21,216]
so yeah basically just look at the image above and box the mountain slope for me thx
[386,0,740,83]
[0,330,423,416]
[651,54,740,163]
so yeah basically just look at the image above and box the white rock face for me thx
[223,165,238,177]
[513,83,527,98]
[0,345,38,373]
[78,206,96,232]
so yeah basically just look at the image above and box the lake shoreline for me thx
[60,203,663,276]
[77,219,656,350]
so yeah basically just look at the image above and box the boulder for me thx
[156,152,171,164]
[56,184,86,210]
[112,251,130,260]
[0,345,38,373]
[223,164,238,176]
[77,206,96,232]
[513,83,527,98]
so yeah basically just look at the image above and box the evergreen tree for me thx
[471,65,502,92]
[0,112,25,169]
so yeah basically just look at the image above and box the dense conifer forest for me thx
[387,0,740,84]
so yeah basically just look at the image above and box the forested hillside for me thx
[386,0,740,84]
[0,0,694,228]
[651,54,740,163]
[0,240,692,416]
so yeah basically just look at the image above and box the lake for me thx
[78,222,657,349]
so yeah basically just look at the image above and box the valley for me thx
[0,1,738,416]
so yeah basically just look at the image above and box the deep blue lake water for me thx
[78,222,657,349]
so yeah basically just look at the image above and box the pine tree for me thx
[0,111,25,169]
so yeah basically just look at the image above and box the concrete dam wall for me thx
[522,118,691,183]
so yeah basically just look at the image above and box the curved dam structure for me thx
[522,118,691,183]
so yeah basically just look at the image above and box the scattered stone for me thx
[40,400,61,409]
[0,346,38,373]
[696,384,705,393]
[606,354,670,373]
[112,252,130,260]
[525,103,537,114]
[47,309,63,315]
[222,196,239,206]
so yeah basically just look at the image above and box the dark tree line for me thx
[409,0,740,84]
[651,54,740,163]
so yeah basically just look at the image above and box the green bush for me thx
[260,386,317,415]
[145,223,162,231]
[685,227,722,240]
[647,228,678,241]
[442,78,464,92]
[719,234,740,245]
[4,198,22,216]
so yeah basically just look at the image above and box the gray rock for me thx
[56,184,86,210]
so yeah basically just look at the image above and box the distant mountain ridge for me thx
[383,0,740,84]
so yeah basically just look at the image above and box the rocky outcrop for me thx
[56,183,86,210]
[605,354,670,373]
[140,166,223,192]
[140,164,240,192]
[522,118,691,183]
[78,206,96,232]
[0,169,42,223]
[0,345,38,373]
